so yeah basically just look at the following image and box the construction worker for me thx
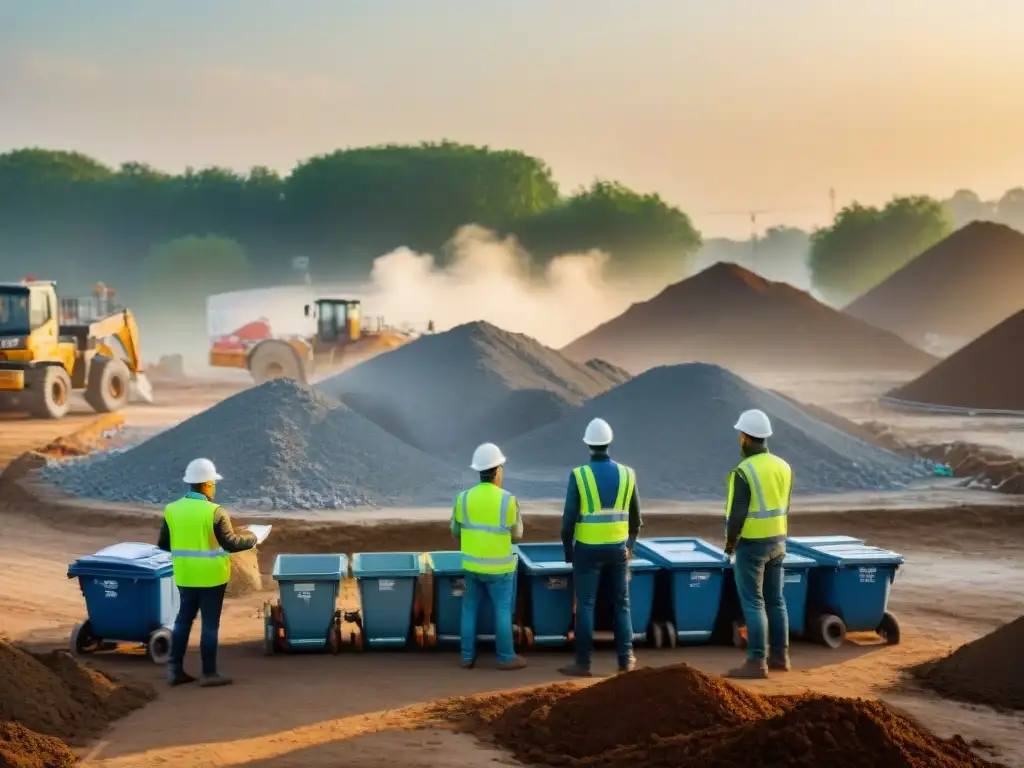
[724,409,793,679]
[156,458,257,687]
[558,418,642,677]
[451,442,527,671]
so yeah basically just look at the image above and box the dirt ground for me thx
[2,374,1023,767]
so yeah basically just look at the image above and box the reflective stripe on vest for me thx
[573,463,634,546]
[454,483,517,574]
[725,452,792,541]
[164,495,231,587]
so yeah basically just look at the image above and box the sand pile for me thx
[438,663,993,768]
[226,549,263,597]
[0,639,153,763]
[40,380,468,509]
[316,321,630,458]
[846,221,1024,351]
[913,615,1024,711]
[888,308,1024,411]
[560,262,935,375]
[505,363,925,498]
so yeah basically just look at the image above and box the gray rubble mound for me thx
[504,363,927,499]
[40,379,470,509]
[317,320,631,458]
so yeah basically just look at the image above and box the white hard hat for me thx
[470,443,506,472]
[583,418,614,446]
[734,409,773,439]
[183,458,223,484]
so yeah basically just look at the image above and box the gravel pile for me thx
[317,320,630,458]
[40,380,469,509]
[504,363,926,499]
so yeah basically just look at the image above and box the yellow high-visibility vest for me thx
[454,483,518,575]
[725,452,792,541]
[164,495,230,587]
[572,463,634,546]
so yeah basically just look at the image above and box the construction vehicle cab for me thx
[304,298,361,347]
[0,279,151,419]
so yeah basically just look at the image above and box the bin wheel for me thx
[69,621,100,655]
[814,613,846,650]
[523,626,535,648]
[648,622,665,649]
[512,625,523,646]
[425,624,437,648]
[328,624,342,655]
[663,621,678,649]
[732,620,748,650]
[350,628,364,652]
[262,602,276,656]
[413,625,425,648]
[877,612,901,646]
[147,627,173,665]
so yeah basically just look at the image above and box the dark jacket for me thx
[725,444,793,549]
[561,452,642,562]
[157,491,257,555]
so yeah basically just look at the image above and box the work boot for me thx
[460,658,476,670]
[167,670,196,687]
[497,655,528,671]
[199,673,233,688]
[725,659,769,680]
[618,654,637,673]
[768,652,791,672]
[557,662,593,678]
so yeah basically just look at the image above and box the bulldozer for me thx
[208,297,414,385]
[0,279,153,419]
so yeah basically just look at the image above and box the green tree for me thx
[511,180,702,277]
[809,196,953,304]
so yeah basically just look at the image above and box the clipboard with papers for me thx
[245,524,272,545]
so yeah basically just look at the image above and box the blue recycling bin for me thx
[352,552,421,648]
[786,536,904,648]
[633,537,730,646]
[515,542,658,648]
[66,542,180,664]
[267,554,347,654]
[425,551,518,647]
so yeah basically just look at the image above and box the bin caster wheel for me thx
[147,627,173,665]
[648,622,665,649]
[413,625,425,648]
[522,626,535,648]
[69,621,100,656]
[425,624,437,647]
[328,625,342,655]
[513,625,523,646]
[877,612,901,646]
[350,629,364,652]
[732,620,748,650]
[263,602,276,656]
[663,621,678,649]
[814,613,846,650]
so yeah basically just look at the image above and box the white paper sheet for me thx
[246,524,272,545]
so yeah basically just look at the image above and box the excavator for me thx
[0,279,153,419]
[208,297,414,385]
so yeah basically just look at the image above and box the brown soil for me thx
[560,262,935,374]
[438,664,998,767]
[0,723,76,768]
[0,639,154,745]
[37,414,126,458]
[845,221,1024,348]
[913,616,1024,712]
[888,308,1024,411]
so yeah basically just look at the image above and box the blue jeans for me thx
[460,571,516,664]
[572,545,633,668]
[169,584,227,678]
[734,539,788,662]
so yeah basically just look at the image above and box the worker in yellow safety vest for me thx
[724,409,793,679]
[450,443,527,671]
[157,458,256,687]
[558,418,642,678]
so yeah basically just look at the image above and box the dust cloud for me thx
[366,225,663,348]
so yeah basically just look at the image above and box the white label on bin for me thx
[689,571,710,588]
[858,567,876,583]
[784,574,801,584]
[293,583,315,592]
[296,592,312,603]
[378,579,395,591]
[452,577,465,598]
[95,579,118,590]
[547,577,568,590]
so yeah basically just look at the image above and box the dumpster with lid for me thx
[265,554,347,654]
[351,552,421,649]
[422,550,520,649]
[633,537,729,646]
[66,542,179,664]
[724,549,817,648]
[786,535,904,649]
[515,542,657,648]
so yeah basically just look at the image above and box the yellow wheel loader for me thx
[0,280,153,419]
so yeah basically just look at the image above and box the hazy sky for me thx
[2,0,1023,237]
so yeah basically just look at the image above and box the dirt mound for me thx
[0,640,153,745]
[888,308,1024,411]
[226,548,263,597]
[317,320,631,458]
[40,379,466,509]
[560,262,935,375]
[505,363,924,498]
[0,723,76,768]
[846,221,1024,351]
[913,615,1024,711]
[437,664,994,767]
